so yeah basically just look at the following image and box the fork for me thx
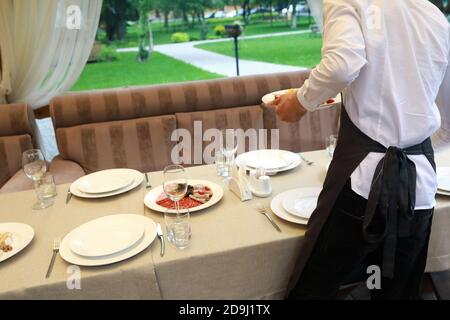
[256,203,282,232]
[46,238,61,279]
[145,173,152,189]
[299,154,314,166]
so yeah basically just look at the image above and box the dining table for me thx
[0,149,449,300]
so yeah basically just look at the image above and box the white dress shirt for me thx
[297,0,450,209]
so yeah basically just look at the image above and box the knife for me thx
[156,223,165,257]
[65,188,72,204]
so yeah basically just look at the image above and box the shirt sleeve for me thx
[432,29,450,153]
[297,0,368,111]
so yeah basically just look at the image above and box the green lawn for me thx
[71,52,223,92]
[195,33,322,68]
[99,16,313,48]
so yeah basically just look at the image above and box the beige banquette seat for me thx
[0,103,36,193]
[49,71,340,176]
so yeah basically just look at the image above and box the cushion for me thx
[262,105,341,153]
[0,103,35,137]
[0,135,33,187]
[0,170,34,194]
[50,70,311,128]
[176,105,264,165]
[56,115,177,173]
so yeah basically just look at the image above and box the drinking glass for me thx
[22,149,49,210]
[35,173,57,208]
[164,209,191,249]
[163,165,188,215]
[220,129,238,179]
[215,150,226,177]
[326,135,338,158]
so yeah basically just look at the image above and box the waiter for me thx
[272,0,450,299]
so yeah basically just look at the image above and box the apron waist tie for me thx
[362,144,429,279]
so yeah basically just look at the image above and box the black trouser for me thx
[288,180,434,300]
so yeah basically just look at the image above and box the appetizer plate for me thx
[281,188,322,219]
[271,192,310,225]
[236,149,302,174]
[70,169,144,199]
[262,89,342,109]
[60,215,156,267]
[437,167,450,192]
[0,223,34,263]
[144,179,224,214]
[69,215,145,257]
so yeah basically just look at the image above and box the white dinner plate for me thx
[0,223,34,263]
[70,169,144,199]
[281,188,322,219]
[236,150,302,175]
[262,89,341,109]
[60,215,156,267]
[270,191,315,225]
[144,179,224,214]
[437,167,450,192]
[69,215,145,257]
[78,171,135,194]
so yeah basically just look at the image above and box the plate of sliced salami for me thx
[144,179,224,214]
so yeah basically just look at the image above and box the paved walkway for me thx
[118,30,310,77]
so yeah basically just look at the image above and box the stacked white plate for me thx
[235,149,302,175]
[270,188,322,225]
[59,214,157,266]
[70,169,144,199]
[437,167,450,196]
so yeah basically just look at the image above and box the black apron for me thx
[289,101,435,290]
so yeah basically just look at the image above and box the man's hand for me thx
[271,91,308,123]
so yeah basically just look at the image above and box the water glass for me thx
[215,150,226,176]
[326,135,338,158]
[215,150,234,178]
[164,210,191,250]
[34,173,57,210]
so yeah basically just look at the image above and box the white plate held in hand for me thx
[69,215,145,257]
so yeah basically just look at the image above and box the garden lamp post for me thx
[225,24,243,76]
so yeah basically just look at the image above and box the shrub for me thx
[214,25,226,37]
[171,32,190,43]
[97,45,119,62]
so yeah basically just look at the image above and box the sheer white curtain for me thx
[0,0,102,159]
[0,0,102,108]
[307,0,324,32]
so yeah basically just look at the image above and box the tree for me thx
[101,0,137,42]
[131,0,153,62]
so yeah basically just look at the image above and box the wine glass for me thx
[22,149,51,210]
[163,165,188,215]
[220,129,238,179]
